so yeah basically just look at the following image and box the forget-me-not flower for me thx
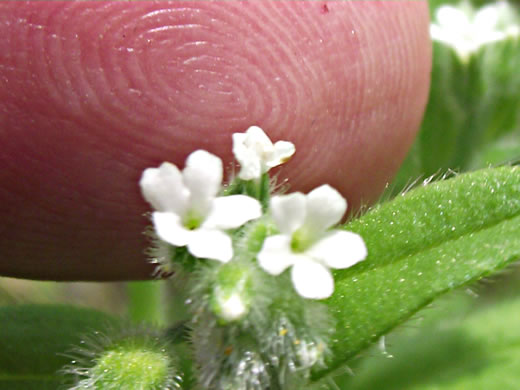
[140,150,262,262]
[257,184,367,299]
[232,126,295,180]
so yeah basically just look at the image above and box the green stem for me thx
[126,281,165,325]
[259,173,270,211]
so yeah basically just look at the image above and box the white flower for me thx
[430,1,520,62]
[140,150,262,262]
[257,184,367,299]
[232,126,295,180]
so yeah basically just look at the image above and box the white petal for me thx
[183,150,223,215]
[233,133,262,180]
[140,162,189,213]
[436,6,470,29]
[430,24,453,44]
[266,140,295,168]
[245,126,274,151]
[204,195,262,229]
[257,235,298,275]
[303,184,347,233]
[474,5,499,31]
[306,230,367,269]
[291,258,334,299]
[187,228,233,262]
[233,128,268,180]
[270,193,306,235]
[152,211,191,246]
[232,132,247,152]
[237,156,262,180]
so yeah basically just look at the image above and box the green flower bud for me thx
[88,346,175,389]
[210,261,253,323]
[63,327,182,390]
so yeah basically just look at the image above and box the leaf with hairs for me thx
[315,167,520,379]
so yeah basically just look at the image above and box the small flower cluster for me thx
[140,125,367,389]
[430,0,520,62]
[140,125,367,300]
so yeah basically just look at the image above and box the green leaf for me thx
[333,293,520,390]
[0,304,117,389]
[316,166,520,378]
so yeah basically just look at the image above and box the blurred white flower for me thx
[140,150,262,262]
[430,0,520,62]
[232,126,295,180]
[257,185,367,299]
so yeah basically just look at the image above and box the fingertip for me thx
[0,1,431,280]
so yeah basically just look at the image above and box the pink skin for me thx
[0,2,431,280]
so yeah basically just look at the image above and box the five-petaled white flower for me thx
[232,126,295,180]
[140,150,262,262]
[257,185,367,299]
[430,1,520,62]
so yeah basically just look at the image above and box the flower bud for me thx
[210,261,253,323]
[63,327,182,390]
